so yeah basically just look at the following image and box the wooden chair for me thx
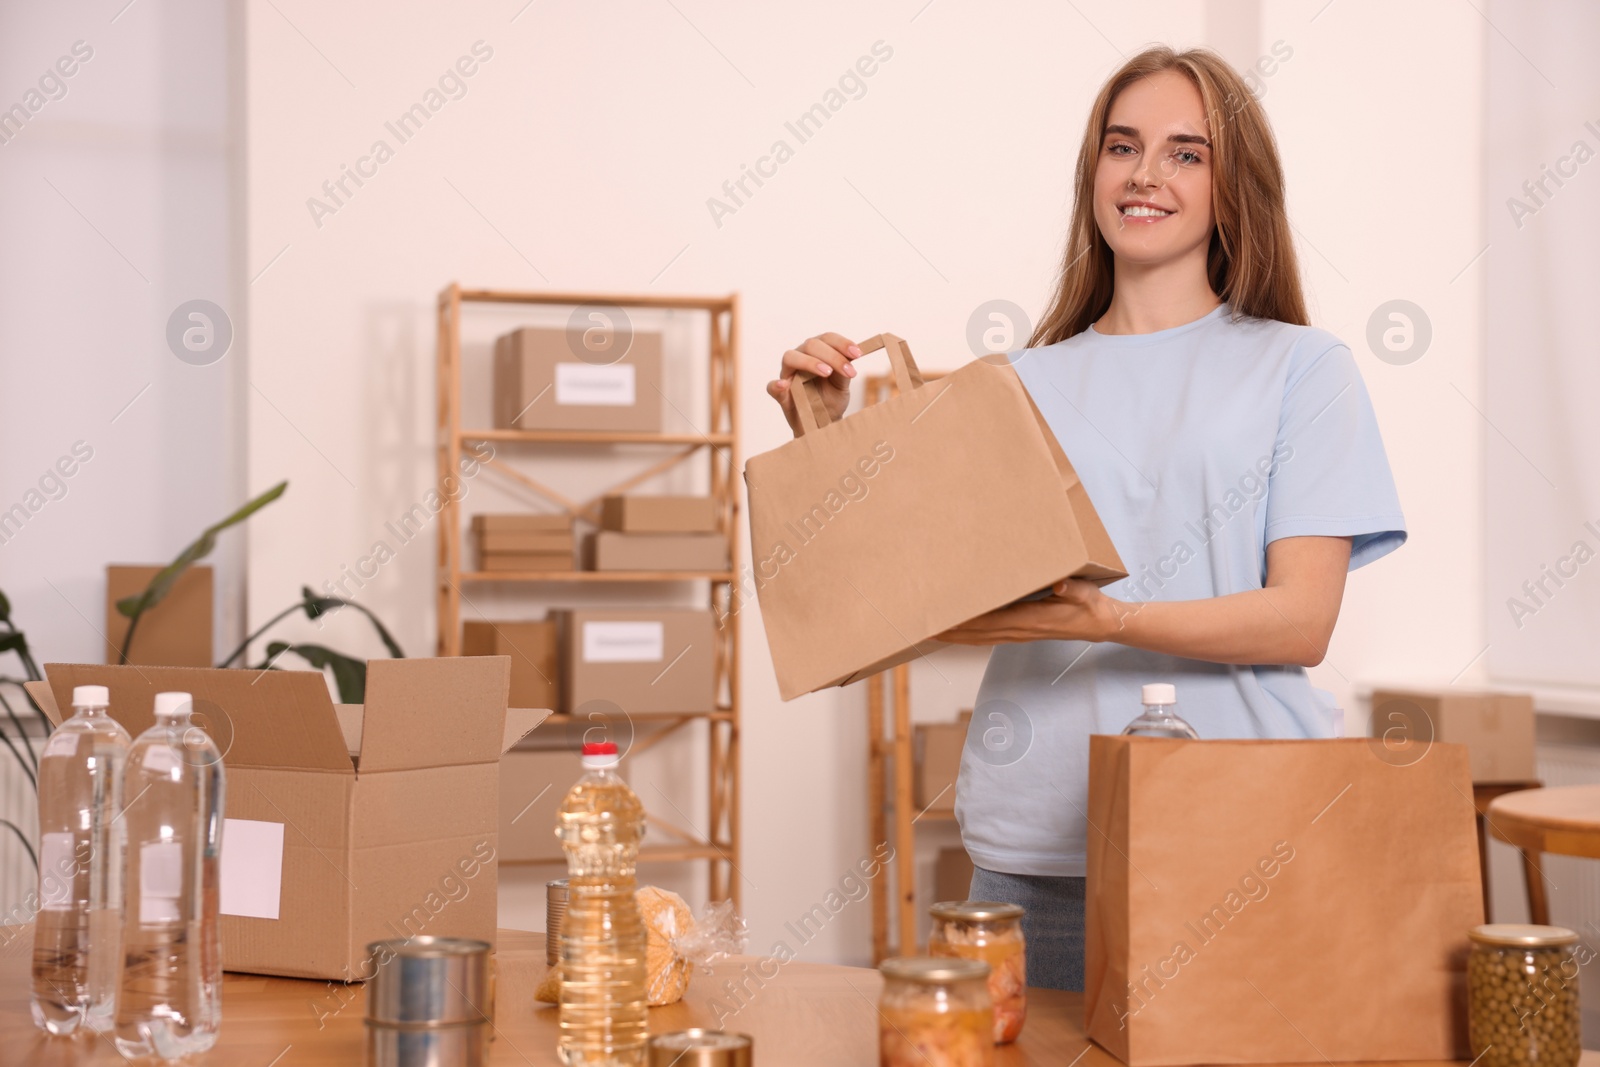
[1472,780,1543,918]
[1486,783,1600,925]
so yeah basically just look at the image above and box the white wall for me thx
[242,0,1487,965]
[0,1,244,910]
[1260,1,1488,711]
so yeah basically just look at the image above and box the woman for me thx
[766,46,1405,990]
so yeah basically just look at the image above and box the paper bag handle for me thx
[792,332,926,436]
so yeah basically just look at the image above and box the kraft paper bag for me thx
[1085,736,1483,1065]
[743,333,1125,700]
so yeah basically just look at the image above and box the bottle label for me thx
[139,840,184,924]
[37,832,77,911]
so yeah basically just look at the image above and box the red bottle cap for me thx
[582,742,619,756]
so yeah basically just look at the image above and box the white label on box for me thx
[555,362,636,407]
[219,818,285,921]
[582,621,665,663]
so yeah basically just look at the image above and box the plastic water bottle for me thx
[113,692,225,1059]
[1121,683,1200,739]
[31,685,131,1035]
[557,741,647,1066]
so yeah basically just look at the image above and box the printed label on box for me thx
[582,621,665,663]
[219,818,285,921]
[555,363,636,407]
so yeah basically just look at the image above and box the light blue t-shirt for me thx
[955,303,1406,878]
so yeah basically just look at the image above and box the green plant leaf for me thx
[298,586,404,659]
[0,633,23,655]
[259,641,368,703]
[116,480,288,620]
[0,589,11,624]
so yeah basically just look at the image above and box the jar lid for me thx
[1468,923,1580,947]
[648,1029,753,1066]
[928,900,1025,922]
[880,956,991,984]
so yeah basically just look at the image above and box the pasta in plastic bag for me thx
[535,886,747,1006]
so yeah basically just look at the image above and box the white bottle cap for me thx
[1142,683,1177,706]
[153,691,194,719]
[72,685,110,707]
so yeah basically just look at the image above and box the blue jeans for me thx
[968,866,1085,992]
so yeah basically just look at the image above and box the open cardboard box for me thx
[32,657,547,981]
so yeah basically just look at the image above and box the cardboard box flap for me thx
[505,707,548,752]
[43,663,353,772]
[25,680,60,726]
[335,701,547,764]
[357,657,512,772]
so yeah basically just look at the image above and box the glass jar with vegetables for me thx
[927,901,1027,1043]
[1467,923,1581,1067]
[878,956,993,1067]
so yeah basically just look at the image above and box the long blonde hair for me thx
[1029,46,1308,346]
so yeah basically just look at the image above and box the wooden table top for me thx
[1488,783,1600,858]
[4,927,1594,1065]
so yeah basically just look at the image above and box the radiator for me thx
[0,730,40,935]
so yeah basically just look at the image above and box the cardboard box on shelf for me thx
[472,513,573,533]
[584,531,729,573]
[913,709,972,813]
[1369,688,1536,783]
[462,621,558,711]
[555,608,714,714]
[934,846,975,905]
[478,529,576,554]
[599,495,717,534]
[476,550,575,573]
[744,333,1125,700]
[35,658,544,982]
[104,564,214,667]
[492,327,663,433]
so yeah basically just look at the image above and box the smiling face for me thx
[1092,70,1216,269]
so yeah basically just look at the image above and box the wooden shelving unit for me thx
[859,371,961,963]
[435,284,742,906]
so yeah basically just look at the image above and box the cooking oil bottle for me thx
[32,684,130,1035]
[113,692,224,1059]
[557,741,647,1066]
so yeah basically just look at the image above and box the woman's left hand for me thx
[936,578,1121,645]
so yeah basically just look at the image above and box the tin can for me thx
[647,1029,753,1066]
[365,936,492,1067]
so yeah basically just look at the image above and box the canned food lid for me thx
[1468,923,1580,947]
[648,1029,753,1066]
[928,900,1025,922]
[880,956,990,983]
[651,1029,753,1051]
[366,935,492,958]
[547,878,569,899]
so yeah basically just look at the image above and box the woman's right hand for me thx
[766,333,861,437]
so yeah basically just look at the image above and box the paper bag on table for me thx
[1085,735,1484,1065]
[743,333,1125,700]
